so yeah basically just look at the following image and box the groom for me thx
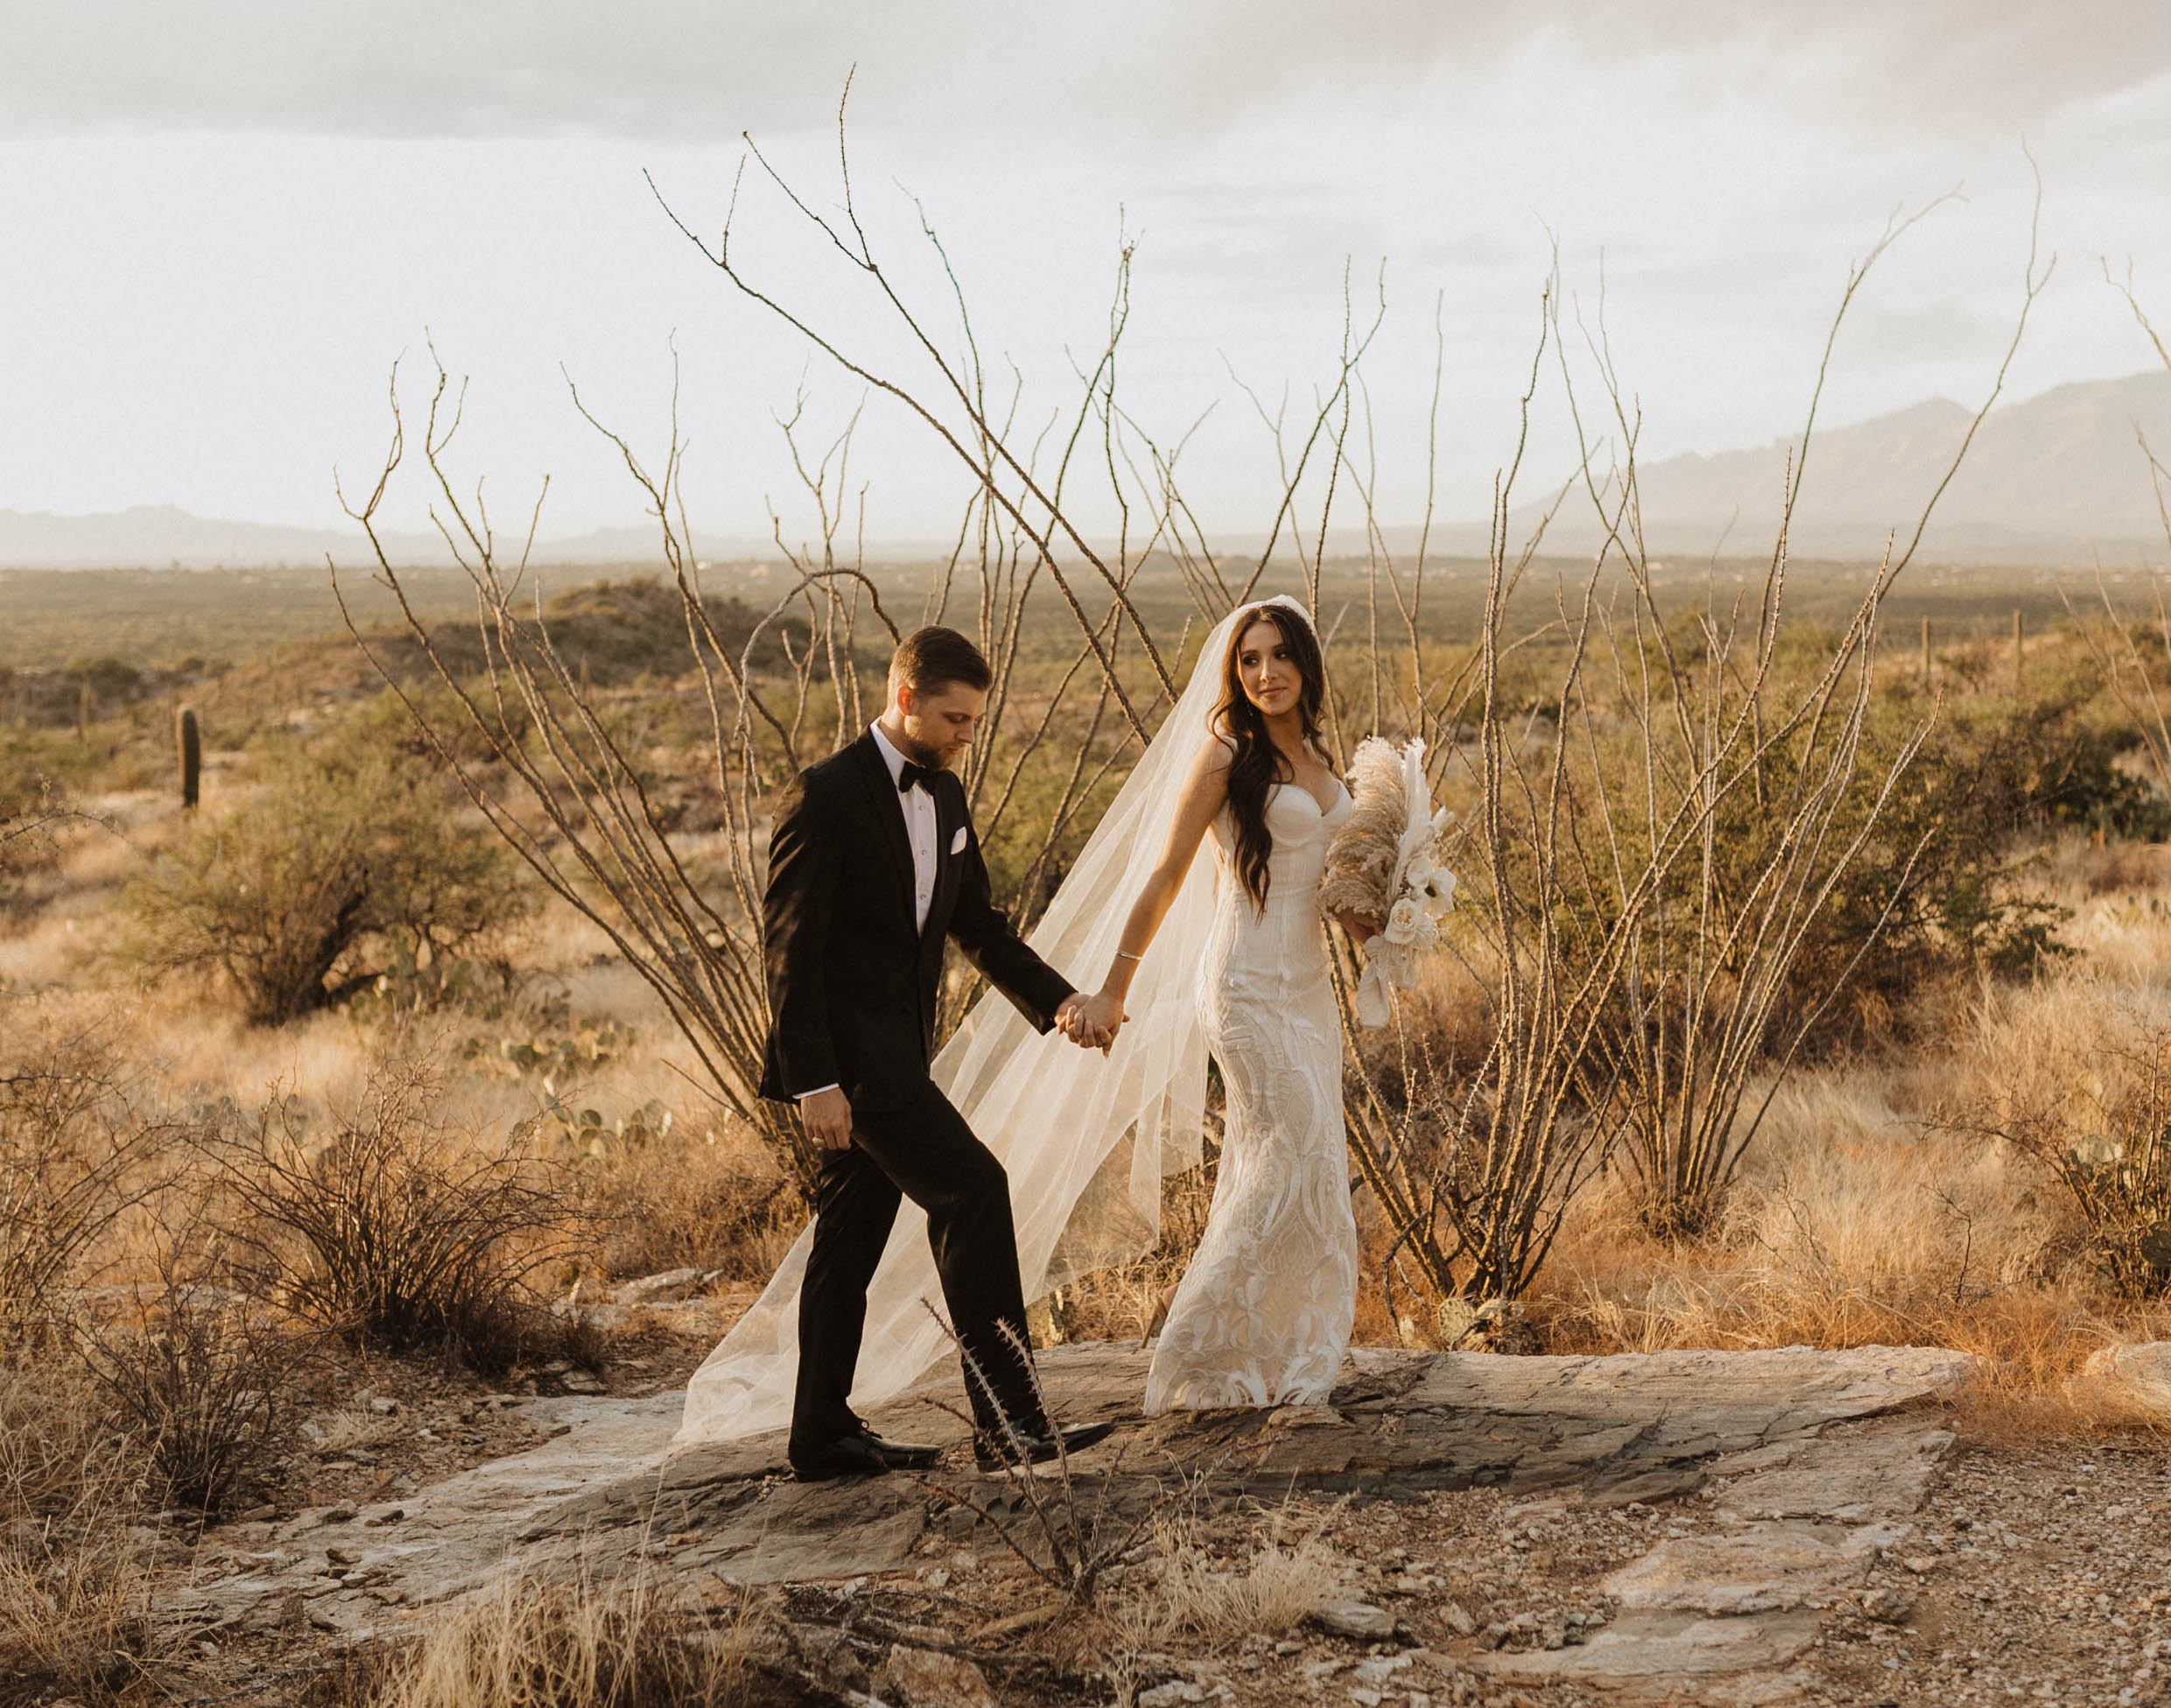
[760,625,1119,1480]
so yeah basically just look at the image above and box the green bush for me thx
[1794,666,2167,1039]
[126,738,530,1025]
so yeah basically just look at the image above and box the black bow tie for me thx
[897,760,936,794]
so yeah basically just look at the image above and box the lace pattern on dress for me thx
[1143,779,1360,1413]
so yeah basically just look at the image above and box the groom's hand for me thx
[1057,991,1127,1054]
[797,1086,854,1150]
[1054,994,1101,1050]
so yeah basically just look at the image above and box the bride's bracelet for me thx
[1114,948,1144,963]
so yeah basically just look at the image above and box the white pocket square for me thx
[949,826,970,855]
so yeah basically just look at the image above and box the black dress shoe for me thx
[972,1418,1116,1473]
[854,1426,941,1471]
[790,1425,945,1481]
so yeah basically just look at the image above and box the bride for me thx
[1067,599,1374,1410]
[676,596,1373,1445]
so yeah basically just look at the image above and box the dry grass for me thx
[0,1016,173,1342]
[0,1365,162,1699]
[305,1403,410,1458]
[585,1132,797,1283]
[1530,1052,2171,1438]
[1943,975,2171,1295]
[1112,1503,1345,1646]
[369,1567,764,1708]
[0,1362,139,1526]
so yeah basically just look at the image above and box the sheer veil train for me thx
[675,596,1309,1445]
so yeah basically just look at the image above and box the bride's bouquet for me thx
[1317,736,1457,1026]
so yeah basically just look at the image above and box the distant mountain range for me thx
[1603,369,2171,562]
[7,371,2171,570]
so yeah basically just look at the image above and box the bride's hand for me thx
[1054,994,1102,1048]
[1063,990,1128,1053]
[1335,908,1382,945]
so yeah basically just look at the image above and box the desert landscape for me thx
[8,337,2171,1707]
[10,11,2171,1708]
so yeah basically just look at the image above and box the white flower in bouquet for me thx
[1409,858,1458,921]
[1383,896,1425,946]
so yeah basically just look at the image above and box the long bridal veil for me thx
[674,595,1310,1445]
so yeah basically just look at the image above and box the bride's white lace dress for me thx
[1144,777,1360,1413]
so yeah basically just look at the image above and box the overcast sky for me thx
[5,3,2171,546]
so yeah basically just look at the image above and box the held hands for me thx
[1056,990,1128,1054]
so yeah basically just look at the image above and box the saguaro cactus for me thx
[176,705,201,810]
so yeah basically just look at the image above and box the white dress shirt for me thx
[869,720,939,933]
[797,722,938,1103]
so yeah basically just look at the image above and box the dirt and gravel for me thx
[102,1322,2171,1707]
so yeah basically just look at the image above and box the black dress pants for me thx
[790,1078,1043,1452]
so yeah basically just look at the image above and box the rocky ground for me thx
[1859,1437,2171,1705]
[50,1314,2162,1707]
[120,1336,2164,1706]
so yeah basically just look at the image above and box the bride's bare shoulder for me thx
[1191,734,1236,777]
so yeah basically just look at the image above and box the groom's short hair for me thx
[891,626,993,698]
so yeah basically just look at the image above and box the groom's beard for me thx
[898,728,964,770]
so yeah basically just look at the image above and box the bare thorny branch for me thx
[334,107,2037,1321]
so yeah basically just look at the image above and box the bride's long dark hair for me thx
[1213,602,1328,910]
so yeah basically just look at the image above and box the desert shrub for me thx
[64,655,145,709]
[68,1227,316,1513]
[1796,668,2164,1038]
[0,777,55,911]
[1559,653,2162,1094]
[203,1056,584,1367]
[0,1023,172,1343]
[1948,989,2171,1297]
[126,735,530,1024]
[0,768,109,920]
[354,578,794,695]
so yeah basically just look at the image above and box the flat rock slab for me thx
[1489,1606,1824,1683]
[630,1340,1972,1528]
[1486,1415,1961,1704]
[168,1393,684,1638]
[1718,1419,1954,1523]
[1602,1520,1904,1615]
[2081,1339,2171,1423]
[172,1340,1974,1686]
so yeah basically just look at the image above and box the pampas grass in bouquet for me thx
[1317,736,1457,1025]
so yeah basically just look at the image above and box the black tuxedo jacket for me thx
[757,731,1075,1113]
